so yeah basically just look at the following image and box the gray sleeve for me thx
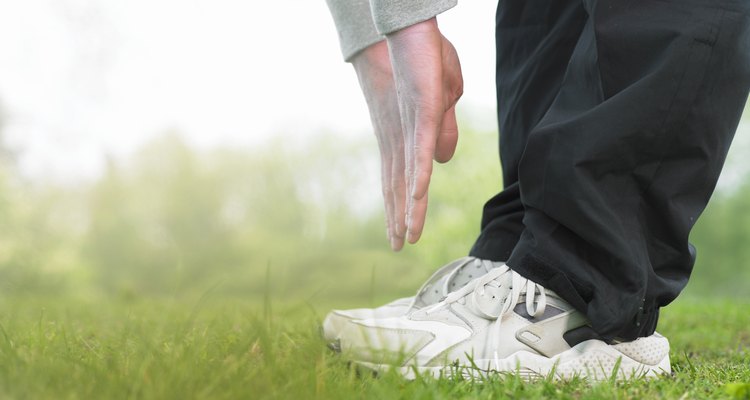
[326,0,385,62]
[370,0,457,35]
[326,0,458,62]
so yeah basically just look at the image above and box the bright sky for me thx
[0,0,747,185]
[0,0,496,181]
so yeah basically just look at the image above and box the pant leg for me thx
[505,0,750,340]
[470,0,588,262]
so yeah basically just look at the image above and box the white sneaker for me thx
[338,264,671,381]
[322,257,503,348]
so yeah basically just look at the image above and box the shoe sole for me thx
[351,335,671,381]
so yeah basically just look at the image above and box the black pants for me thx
[470,0,750,340]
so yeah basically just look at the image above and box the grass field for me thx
[0,295,748,399]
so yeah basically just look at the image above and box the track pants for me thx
[469,0,750,340]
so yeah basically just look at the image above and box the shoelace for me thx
[425,263,547,371]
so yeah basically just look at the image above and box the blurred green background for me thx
[0,110,749,309]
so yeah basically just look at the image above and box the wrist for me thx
[351,40,389,71]
[351,40,394,96]
[385,17,438,44]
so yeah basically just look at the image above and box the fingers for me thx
[405,105,458,242]
[377,133,407,251]
[379,154,396,249]
[407,191,428,244]
[390,155,407,250]
[434,106,458,163]
[406,103,459,242]
[409,115,437,201]
[404,107,441,241]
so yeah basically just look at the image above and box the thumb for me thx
[434,106,458,163]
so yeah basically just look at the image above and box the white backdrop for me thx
[0,0,746,185]
[0,0,497,181]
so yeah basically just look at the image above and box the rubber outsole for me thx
[349,337,671,381]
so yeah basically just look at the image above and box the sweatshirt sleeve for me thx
[370,0,457,35]
[326,0,385,62]
[326,0,458,62]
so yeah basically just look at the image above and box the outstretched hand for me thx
[351,17,463,251]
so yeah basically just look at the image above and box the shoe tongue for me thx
[444,259,494,293]
[483,270,512,289]
[413,258,502,309]
[471,271,572,319]
[410,258,470,309]
[469,275,513,318]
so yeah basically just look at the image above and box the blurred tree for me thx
[688,181,750,297]
[0,101,72,294]
[1,121,748,302]
[0,101,18,291]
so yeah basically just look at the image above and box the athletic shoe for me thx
[338,264,671,380]
[322,257,503,348]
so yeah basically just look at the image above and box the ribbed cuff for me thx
[326,0,385,62]
[370,0,457,35]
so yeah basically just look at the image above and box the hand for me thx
[351,18,463,251]
[386,18,463,244]
[352,40,409,251]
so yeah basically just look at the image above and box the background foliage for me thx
[0,114,749,307]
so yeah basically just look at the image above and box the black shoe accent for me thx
[563,325,606,347]
[513,303,564,322]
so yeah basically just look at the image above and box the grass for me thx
[0,294,748,399]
